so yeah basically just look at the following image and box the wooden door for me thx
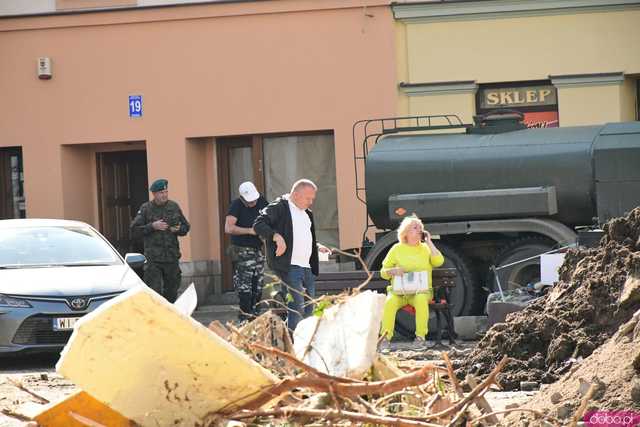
[217,136,264,292]
[97,151,148,255]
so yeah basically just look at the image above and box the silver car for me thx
[0,219,146,354]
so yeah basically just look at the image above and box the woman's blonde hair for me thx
[397,215,424,244]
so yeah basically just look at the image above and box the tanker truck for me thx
[353,111,640,316]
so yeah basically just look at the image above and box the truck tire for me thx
[434,242,476,317]
[491,236,555,291]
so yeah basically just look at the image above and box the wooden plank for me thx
[315,268,457,294]
[315,283,387,292]
[316,268,456,281]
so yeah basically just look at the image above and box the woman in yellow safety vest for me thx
[379,215,444,347]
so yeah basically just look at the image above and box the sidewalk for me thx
[192,304,238,326]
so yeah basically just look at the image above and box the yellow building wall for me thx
[407,92,476,124]
[398,8,640,124]
[395,21,410,116]
[557,84,623,126]
[404,9,640,83]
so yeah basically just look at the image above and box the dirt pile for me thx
[458,208,640,391]
[501,309,640,425]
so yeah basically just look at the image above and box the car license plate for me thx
[53,317,81,331]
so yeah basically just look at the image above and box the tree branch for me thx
[223,363,439,414]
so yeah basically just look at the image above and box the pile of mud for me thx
[457,208,640,391]
[501,310,640,425]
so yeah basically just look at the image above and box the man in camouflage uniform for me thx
[225,182,268,320]
[131,179,190,303]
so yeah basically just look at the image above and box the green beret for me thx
[149,179,168,192]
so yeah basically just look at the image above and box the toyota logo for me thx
[69,298,87,310]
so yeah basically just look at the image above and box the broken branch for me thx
[443,352,463,399]
[420,356,509,421]
[225,363,439,413]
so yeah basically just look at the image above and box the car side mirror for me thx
[124,253,146,270]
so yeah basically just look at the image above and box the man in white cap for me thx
[225,181,268,321]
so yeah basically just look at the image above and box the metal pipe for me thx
[490,243,576,302]
[493,243,576,271]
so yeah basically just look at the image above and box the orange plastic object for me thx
[34,391,133,427]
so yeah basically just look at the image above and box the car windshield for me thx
[0,225,121,268]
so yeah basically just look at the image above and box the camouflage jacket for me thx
[130,200,190,262]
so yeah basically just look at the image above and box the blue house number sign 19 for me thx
[129,95,143,117]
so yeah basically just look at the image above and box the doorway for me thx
[217,136,264,291]
[216,132,339,293]
[0,147,25,220]
[96,150,148,255]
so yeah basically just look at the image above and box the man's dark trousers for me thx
[144,262,181,303]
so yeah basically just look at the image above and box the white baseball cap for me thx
[239,181,260,202]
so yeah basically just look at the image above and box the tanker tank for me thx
[365,123,640,230]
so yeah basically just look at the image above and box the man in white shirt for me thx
[253,179,330,330]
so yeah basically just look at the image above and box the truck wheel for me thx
[435,242,476,317]
[491,237,555,291]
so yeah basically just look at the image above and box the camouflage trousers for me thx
[144,261,181,303]
[232,246,265,319]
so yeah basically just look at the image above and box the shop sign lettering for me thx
[479,86,557,109]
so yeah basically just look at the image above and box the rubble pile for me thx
[3,286,562,427]
[208,292,510,426]
[459,207,640,390]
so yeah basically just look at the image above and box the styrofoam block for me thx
[293,290,385,379]
[56,286,276,426]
